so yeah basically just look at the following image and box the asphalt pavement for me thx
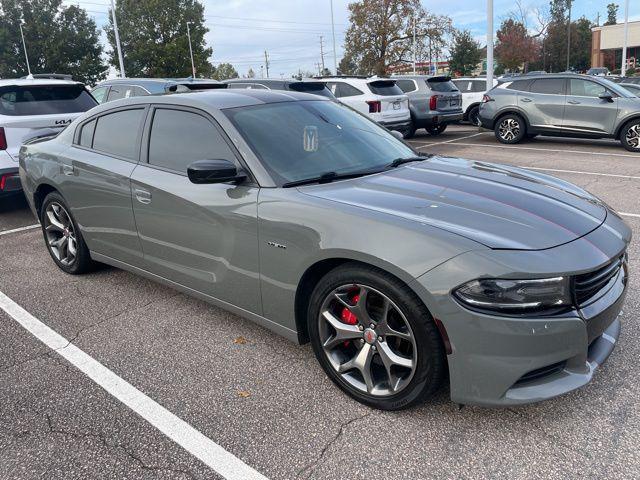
[1,125,639,479]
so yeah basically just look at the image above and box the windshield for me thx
[224,100,417,186]
[0,85,97,116]
[598,78,636,98]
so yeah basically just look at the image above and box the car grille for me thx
[573,254,626,307]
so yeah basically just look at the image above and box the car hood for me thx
[301,156,607,250]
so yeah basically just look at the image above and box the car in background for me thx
[224,78,335,98]
[620,83,640,96]
[320,76,411,136]
[1,77,97,198]
[478,73,640,152]
[19,89,630,410]
[452,77,497,125]
[524,70,547,76]
[91,78,226,104]
[611,76,640,85]
[392,75,463,138]
[587,67,610,76]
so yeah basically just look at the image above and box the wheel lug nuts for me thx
[370,324,375,329]
[378,336,383,342]
[358,325,364,331]
[372,346,376,351]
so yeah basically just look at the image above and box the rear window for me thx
[367,81,403,96]
[0,85,96,116]
[427,78,458,92]
[288,82,334,98]
[529,78,565,95]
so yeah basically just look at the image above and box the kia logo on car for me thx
[55,119,72,125]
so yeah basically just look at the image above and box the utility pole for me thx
[18,22,32,78]
[487,0,494,90]
[330,0,338,74]
[186,22,196,78]
[412,17,417,75]
[622,0,630,77]
[319,35,325,73]
[260,65,264,79]
[566,0,572,71]
[264,50,270,78]
[110,0,126,77]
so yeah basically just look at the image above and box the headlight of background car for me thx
[453,277,572,315]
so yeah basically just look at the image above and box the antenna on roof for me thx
[19,21,33,79]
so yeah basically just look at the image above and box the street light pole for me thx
[186,22,196,78]
[18,22,32,78]
[486,0,494,90]
[110,0,126,77]
[330,0,338,74]
[622,0,630,77]
[566,0,572,71]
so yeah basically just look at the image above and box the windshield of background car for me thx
[597,78,636,98]
[224,100,417,186]
[0,85,97,116]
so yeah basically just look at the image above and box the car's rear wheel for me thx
[426,124,447,136]
[621,120,640,152]
[495,114,526,144]
[467,106,480,126]
[40,192,94,274]
[308,263,446,410]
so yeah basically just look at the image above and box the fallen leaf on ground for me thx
[233,336,248,345]
[237,390,251,398]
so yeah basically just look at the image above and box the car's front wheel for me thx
[495,114,526,144]
[40,191,94,274]
[467,106,480,126]
[308,263,446,410]
[621,120,640,152]
[426,124,447,135]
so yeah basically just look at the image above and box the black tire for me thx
[494,113,526,144]
[403,120,416,139]
[620,119,640,152]
[307,262,446,410]
[40,191,94,275]
[426,124,447,136]
[467,106,480,126]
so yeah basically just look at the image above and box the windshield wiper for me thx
[282,170,374,188]
[386,155,430,169]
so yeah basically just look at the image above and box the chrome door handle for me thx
[62,164,74,176]
[520,98,532,102]
[134,188,152,204]
[568,100,581,105]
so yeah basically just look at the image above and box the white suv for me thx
[0,78,97,199]
[451,77,497,125]
[323,77,411,135]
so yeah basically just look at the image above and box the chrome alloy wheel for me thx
[44,202,78,266]
[498,118,520,141]
[626,124,640,149]
[318,284,417,396]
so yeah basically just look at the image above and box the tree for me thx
[213,63,238,80]
[604,3,618,26]
[0,0,106,84]
[105,0,214,78]
[342,0,452,76]
[448,30,482,76]
[572,17,593,71]
[246,68,255,78]
[338,54,357,75]
[545,0,571,72]
[495,19,540,72]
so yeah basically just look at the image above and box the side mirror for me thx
[390,130,404,140]
[599,91,614,102]
[187,159,246,184]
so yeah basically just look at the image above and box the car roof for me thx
[224,78,324,85]
[0,78,85,88]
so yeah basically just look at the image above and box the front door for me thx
[563,78,619,135]
[130,106,261,314]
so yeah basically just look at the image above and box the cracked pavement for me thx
[1,125,640,479]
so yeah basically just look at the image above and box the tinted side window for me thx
[472,81,487,92]
[148,109,236,173]
[506,80,532,92]
[396,80,417,93]
[569,79,608,97]
[529,79,565,95]
[452,80,471,92]
[328,82,363,98]
[92,109,144,160]
[106,85,139,102]
[79,119,96,147]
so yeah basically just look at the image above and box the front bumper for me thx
[413,210,631,407]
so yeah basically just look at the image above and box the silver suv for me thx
[478,74,640,152]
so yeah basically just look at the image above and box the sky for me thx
[61,0,640,78]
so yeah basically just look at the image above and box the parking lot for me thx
[2,125,640,479]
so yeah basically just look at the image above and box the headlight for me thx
[453,277,572,315]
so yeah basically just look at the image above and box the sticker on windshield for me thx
[303,126,319,152]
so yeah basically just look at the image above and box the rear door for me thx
[366,80,409,122]
[130,106,261,313]
[426,77,462,113]
[563,78,618,135]
[0,83,97,158]
[518,78,566,130]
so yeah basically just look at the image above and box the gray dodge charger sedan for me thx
[19,90,630,410]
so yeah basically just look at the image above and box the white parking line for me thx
[412,132,484,146]
[620,212,640,219]
[0,291,268,480]
[0,224,40,236]
[415,141,640,158]
[523,167,640,180]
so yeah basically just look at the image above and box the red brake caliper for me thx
[339,293,360,347]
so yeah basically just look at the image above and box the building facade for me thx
[592,21,640,70]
